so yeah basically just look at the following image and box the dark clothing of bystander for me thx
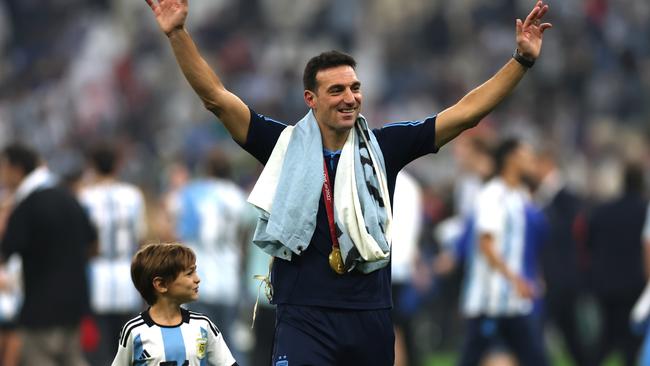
[587,192,647,366]
[0,186,96,328]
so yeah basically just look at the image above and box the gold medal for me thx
[328,247,345,275]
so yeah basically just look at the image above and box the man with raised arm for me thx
[145,1,551,364]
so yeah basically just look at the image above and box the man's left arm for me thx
[434,1,552,148]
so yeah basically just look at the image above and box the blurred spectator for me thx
[586,162,647,366]
[631,203,650,366]
[78,143,147,365]
[534,149,589,366]
[458,138,548,366]
[391,171,423,366]
[453,136,495,219]
[433,135,495,276]
[155,159,191,242]
[0,143,96,365]
[0,190,20,366]
[171,148,251,362]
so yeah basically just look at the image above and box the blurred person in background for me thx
[0,190,21,366]
[78,144,147,365]
[391,170,423,366]
[145,0,552,364]
[534,149,589,366]
[170,147,250,363]
[0,143,97,366]
[630,202,650,366]
[458,138,549,366]
[434,136,495,277]
[453,136,495,220]
[155,159,191,242]
[586,162,647,366]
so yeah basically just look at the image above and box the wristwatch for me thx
[512,49,535,68]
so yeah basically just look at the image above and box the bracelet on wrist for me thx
[512,49,535,68]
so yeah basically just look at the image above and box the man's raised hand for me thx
[145,0,188,37]
[516,0,553,60]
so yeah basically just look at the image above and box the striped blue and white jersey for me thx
[112,308,236,366]
[462,178,532,317]
[80,181,146,313]
[174,179,251,305]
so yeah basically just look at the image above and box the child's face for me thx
[166,264,200,304]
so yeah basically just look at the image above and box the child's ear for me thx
[153,276,168,294]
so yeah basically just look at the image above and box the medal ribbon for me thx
[322,160,340,249]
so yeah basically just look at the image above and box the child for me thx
[111,243,237,366]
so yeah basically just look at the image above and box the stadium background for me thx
[0,0,649,365]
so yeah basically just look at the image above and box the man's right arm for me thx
[146,0,250,144]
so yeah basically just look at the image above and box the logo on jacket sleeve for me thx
[196,336,207,359]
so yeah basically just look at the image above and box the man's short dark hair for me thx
[303,50,357,92]
[1,143,39,176]
[90,145,117,175]
[494,138,521,174]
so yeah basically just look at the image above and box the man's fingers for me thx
[537,4,549,21]
[539,23,553,33]
[144,0,156,10]
[523,6,540,28]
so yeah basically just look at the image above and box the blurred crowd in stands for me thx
[0,0,649,365]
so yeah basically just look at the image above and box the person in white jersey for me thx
[79,144,147,365]
[170,148,250,359]
[459,138,548,366]
[390,170,423,366]
[112,242,236,366]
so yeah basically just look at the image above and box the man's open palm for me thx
[516,0,552,59]
[145,0,188,36]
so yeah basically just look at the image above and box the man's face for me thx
[305,65,362,135]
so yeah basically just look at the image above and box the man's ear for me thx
[304,90,317,109]
[153,276,167,294]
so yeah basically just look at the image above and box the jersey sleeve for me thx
[372,115,438,174]
[110,331,133,366]
[207,321,237,366]
[475,184,502,236]
[238,108,288,165]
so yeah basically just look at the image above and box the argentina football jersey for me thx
[462,178,533,317]
[111,308,236,366]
